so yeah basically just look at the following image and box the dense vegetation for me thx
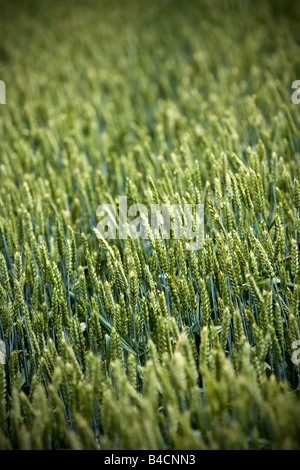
[0,0,300,450]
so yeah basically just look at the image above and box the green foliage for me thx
[0,0,300,450]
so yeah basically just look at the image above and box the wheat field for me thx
[0,0,300,450]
